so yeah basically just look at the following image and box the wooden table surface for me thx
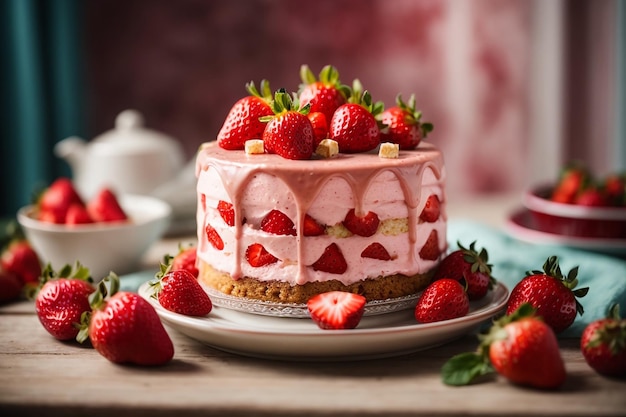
[2,194,625,416]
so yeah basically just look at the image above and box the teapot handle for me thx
[115,109,144,130]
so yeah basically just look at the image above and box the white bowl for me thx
[17,194,172,281]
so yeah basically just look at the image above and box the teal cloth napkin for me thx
[448,219,626,338]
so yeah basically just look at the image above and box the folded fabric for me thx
[448,219,626,338]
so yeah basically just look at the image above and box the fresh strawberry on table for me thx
[1,222,41,286]
[37,177,84,224]
[307,291,366,330]
[151,262,212,317]
[217,80,274,150]
[379,94,433,150]
[414,278,469,323]
[87,188,128,223]
[299,64,349,122]
[432,241,496,301]
[34,262,94,340]
[506,255,588,333]
[442,303,566,390]
[78,273,174,366]
[329,79,384,153]
[261,89,315,160]
[580,304,626,377]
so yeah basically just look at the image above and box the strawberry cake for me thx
[195,65,447,305]
[195,141,446,304]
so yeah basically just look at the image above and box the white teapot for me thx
[55,110,186,198]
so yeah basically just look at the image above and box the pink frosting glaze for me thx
[196,141,447,286]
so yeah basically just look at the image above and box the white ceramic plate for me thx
[138,281,509,361]
[506,208,626,257]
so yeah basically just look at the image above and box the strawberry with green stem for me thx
[217,80,274,150]
[414,278,469,323]
[78,273,174,366]
[329,79,385,153]
[379,94,433,150]
[506,255,588,333]
[261,89,315,160]
[442,303,566,390]
[150,260,212,317]
[580,303,626,376]
[34,262,94,340]
[299,64,350,122]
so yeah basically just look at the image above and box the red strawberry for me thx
[604,173,626,206]
[170,245,198,278]
[217,80,274,150]
[506,256,588,333]
[311,243,347,274]
[37,177,84,224]
[329,80,384,153]
[217,200,235,226]
[307,111,328,146]
[580,304,626,376]
[65,203,94,225]
[0,266,23,304]
[261,210,296,236]
[307,291,366,330]
[575,187,608,207]
[303,214,325,236]
[442,304,566,390]
[361,242,392,260]
[34,263,94,340]
[299,64,349,122]
[151,267,212,317]
[414,278,469,323]
[432,241,495,300]
[78,273,174,366]
[418,229,441,261]
[550,163,589,204]
[379,94,434,150]
[246,243,278,267]
[87,188,128,223]
[205,224,224,251]
[1,223,42,285]
[342,209,379,237]
[419,194,441,223]
[262,89,315,160]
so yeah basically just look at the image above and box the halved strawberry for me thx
[303,214,325,236]
[307,291,366,330]
[246,243,278,267]
[342,209,379,237]
[311,243,347,274]
[361,242,392,260]
[217,200,235,226]
[419,229,440,261]
[419,194,440,223]
[205,224,224,250]
[261,210,296,236]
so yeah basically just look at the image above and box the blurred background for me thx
[1,0,624,218]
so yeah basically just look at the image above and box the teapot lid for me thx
[91,109,183,156]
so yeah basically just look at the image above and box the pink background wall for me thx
[82,0,618,195]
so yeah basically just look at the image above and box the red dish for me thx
[523,186,626,239]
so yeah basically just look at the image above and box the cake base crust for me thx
[198,261,434,304]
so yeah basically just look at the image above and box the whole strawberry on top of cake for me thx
[197,65,446,305]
